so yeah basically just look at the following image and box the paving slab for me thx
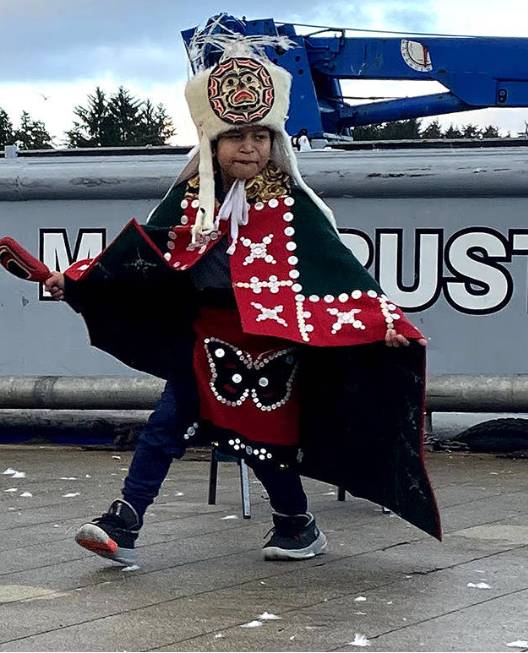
[1,446,528,652]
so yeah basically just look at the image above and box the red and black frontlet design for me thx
[0,236,51,282]
[208,57,275,124]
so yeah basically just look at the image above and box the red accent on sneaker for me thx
[77,537,118,555]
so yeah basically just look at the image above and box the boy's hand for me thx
[44,272,65,301]
[385,329,427,348]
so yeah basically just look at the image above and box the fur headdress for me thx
[165,17,337,242]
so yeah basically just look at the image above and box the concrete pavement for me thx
[1,445,528,652]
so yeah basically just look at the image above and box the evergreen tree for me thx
[481,125,500,138]
[0,108,15,147]
[444,124,463,139]
[352,123,383,140]
[107,86,142,145]
[353,118,421,141]
[66,87,176,147]
[66,87,114,147]
[15,111,53,149]
[379,118,422,140]
[137,100,176,146]
[420,119,443,139]
[462,123,481,139]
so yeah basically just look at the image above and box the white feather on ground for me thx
[240,620,263,628]
[121,564,140,572]
[258,612,281,620]
[349,633,370,647]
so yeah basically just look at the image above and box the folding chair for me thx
[208,446,251,519]
[207,444,354,518]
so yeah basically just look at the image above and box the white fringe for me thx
[215,179,249,254]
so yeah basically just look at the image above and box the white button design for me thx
[241,234,276,266]
[251,302,288,327]
[327,307,365,334]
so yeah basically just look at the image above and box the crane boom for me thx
[183,15,528,138]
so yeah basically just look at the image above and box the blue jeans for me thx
[122,343,308,523]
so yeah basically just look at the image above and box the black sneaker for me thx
[262,512,327,561]
[75,499,140,566]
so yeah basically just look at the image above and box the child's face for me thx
[216,126,272,183]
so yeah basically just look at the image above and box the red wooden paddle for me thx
[0,236,51,282]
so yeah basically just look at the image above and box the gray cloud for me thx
[0,0,435,82]
[384,7,434,32]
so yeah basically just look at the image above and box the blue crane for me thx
[182,15,528,138]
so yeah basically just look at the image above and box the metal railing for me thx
[1,375,528,411]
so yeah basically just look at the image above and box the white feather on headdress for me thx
[187,15,297,71]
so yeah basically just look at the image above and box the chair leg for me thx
[208,448,218,505]
[337,486,346,501]
[239,459,251,519]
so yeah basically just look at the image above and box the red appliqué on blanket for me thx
[192,307,300,446]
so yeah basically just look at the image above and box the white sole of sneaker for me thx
[75,523,136,566]
[263,531,328,561]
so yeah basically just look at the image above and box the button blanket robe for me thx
[63,178,441,540]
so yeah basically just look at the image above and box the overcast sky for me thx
[2,0,528,145]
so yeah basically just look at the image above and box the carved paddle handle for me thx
[0,237,51,282]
